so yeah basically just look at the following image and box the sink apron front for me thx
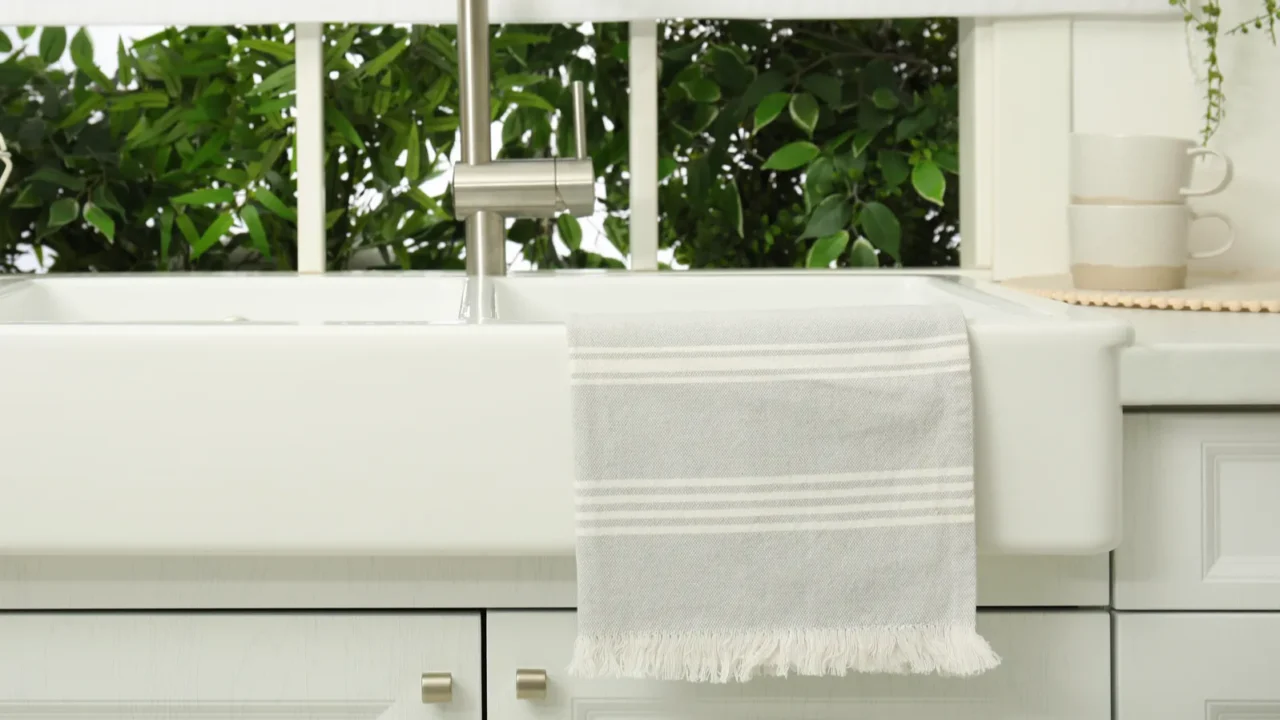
[0,273,1128,555]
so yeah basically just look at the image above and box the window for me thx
[656,18,959,269]
[2,17,966,274]
[0,24,298,272]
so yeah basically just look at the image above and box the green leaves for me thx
[361,37,410,77]
[496,73,548,91]
[789,92,819,137]
[239,38,294,62]
[728,180,744,237]
[802,74,842,108]
[70,29,112,87]
[557,215,583,251]
[872,88,900,110]
[911,159,946,205]
[878,151,910,187]
[327,105,366,150]
[849,237,879,267]
[682,77,722,103]
[0,31,11,53]
[250,65,295,97]
[896,106,938,141]
[801,195,852,239]
[38,27,66,64]
[753,92,790,134]
[117,38,133,85]
[934,150,959,174]
[0,19,957,273]
[109,91,169,110]
[859,202,901,260]
[83,203,116,243]
[804,156,837,208]
[504,91,555,112]
[48,198,80,229]
[491,32,550,50]
[31,167,86,191]
[192,212,235,259]
[256,189,296,223]
[240,205,269,256]
[762,141,819,171]
[806,231,850,268]
[172,188,235,206]
[405,122,422,182]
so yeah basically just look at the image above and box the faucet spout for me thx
[456,0,506,289]
[452,0,598,322]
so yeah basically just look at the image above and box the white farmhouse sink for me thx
[0,271,1131,556]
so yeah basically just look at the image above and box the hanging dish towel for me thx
[565,305,999,683]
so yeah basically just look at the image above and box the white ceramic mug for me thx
[1067,204,1235,291]
[1070,133,1234,204]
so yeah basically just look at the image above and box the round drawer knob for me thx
[515,668,548,700]
[421,672,453,704]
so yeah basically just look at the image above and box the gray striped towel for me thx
[564,304,1000,683]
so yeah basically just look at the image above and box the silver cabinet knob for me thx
[515,668,548,700]
[421,672,453,704]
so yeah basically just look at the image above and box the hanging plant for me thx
[1174,0,1280,142]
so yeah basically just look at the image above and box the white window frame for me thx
[293,18,1076,275]
[7,16,1075,274]
[960,18,1074,280]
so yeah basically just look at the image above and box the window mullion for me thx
[295,22,327,274]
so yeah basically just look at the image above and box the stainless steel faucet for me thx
[452,0,596,320]
[0,131,12,198]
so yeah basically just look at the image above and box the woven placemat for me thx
[1002,271,1280,313]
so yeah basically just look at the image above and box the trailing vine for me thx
[1174,0,1280,142]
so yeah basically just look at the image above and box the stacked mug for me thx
[1068,133,1235,291]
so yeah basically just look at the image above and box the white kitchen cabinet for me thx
[0,613,482,720]
[1115,413,1280,610]
[1116,613,1280,720]
[486,611,1110,720]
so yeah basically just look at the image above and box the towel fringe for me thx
[567,624,1001,683]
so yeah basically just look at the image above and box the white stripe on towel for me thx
[575,467,972,490]
[575,480,973,505]
[568,333,970,357]
[576,514,977,537]
[569,362,970,386]
[571,344,967,375]
[576,497,974,522]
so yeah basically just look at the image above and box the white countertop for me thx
[1091,307,1280,406]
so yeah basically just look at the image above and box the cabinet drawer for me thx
[487,611,1110,720]
[1116,613,1280,720]
[0,613,482,720]
[1116,413,1280,610]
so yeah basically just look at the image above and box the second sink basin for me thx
[0,271,1131,556]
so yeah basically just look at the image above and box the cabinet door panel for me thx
[487,611,1109,720]
[1116,613,1280,720]
[0,614,481,720]
[1117,413,1280,610]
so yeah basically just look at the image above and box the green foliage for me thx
[1174,0,1280,142]
[319,22,631,270]
[0,18,958,272]
[656,19,960,268]
[0,25,296,271]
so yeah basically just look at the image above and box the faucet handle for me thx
[571,81,588,161]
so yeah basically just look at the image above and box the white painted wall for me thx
[1071,12,1280,273]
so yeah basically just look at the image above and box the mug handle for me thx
[1188,211,1235,260]
[1180,147,1234,198]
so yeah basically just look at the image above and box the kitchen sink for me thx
[0,271,1131,555]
